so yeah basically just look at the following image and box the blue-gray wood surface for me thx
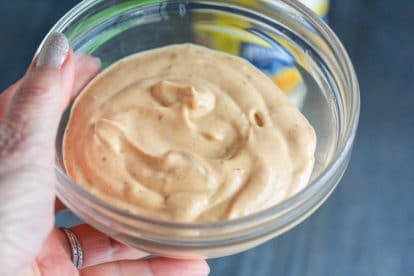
[1,1,413,275]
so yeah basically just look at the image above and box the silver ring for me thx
[61,228,84,269]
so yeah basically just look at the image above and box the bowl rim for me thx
[47,0,360,231]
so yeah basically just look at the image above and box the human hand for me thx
[0,33,209,276]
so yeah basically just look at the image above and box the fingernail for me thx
[92,56,102,67]
[74,53,102,67]
[36,32,69,68]
[191,262,210,276]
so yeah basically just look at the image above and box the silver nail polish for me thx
[36,32,69,68]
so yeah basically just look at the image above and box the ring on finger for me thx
[61,227,84,269]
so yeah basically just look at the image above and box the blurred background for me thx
[1,0,413,275]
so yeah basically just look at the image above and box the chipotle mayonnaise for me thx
[63,44,316,222]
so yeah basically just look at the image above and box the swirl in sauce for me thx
[63,44,316,222]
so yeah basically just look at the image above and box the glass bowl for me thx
[43,0,360,259]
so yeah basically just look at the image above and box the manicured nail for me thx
[190,262,210,276]
[36,32,69,68]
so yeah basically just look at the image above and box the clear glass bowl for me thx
[44,0,360,258]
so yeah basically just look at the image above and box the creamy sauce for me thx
[63,44,316,222]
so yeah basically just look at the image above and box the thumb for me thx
[5,32,74,163]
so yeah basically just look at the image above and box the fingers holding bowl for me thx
[55,225,209,275]
[72,54,101,98]
[80,259,210,276]
[57,225,148,269]
[0,51,100,122]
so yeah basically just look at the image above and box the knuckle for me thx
[18,83,54,102]
[17,69,59,99]
[0,120,24,161]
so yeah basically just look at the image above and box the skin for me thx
[0,51,209,276]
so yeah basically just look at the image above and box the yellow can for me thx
[300,0,330,19]
[193,0,330,108]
